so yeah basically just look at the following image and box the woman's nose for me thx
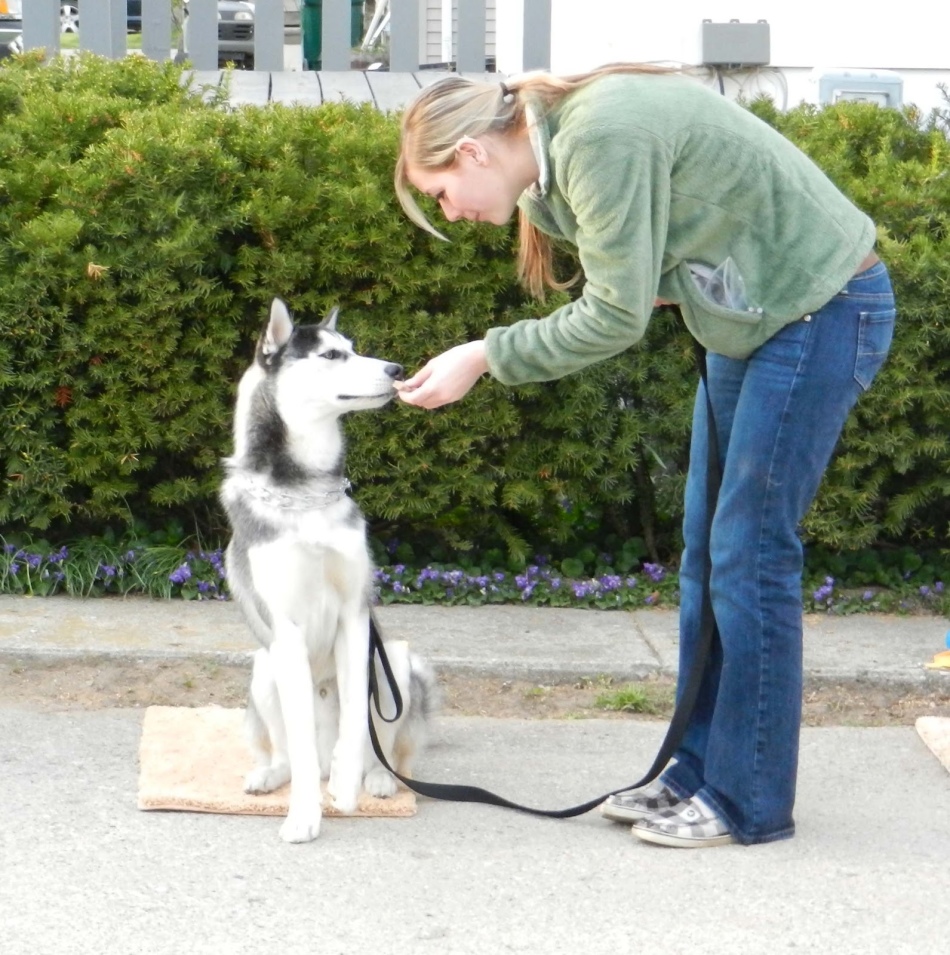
[440,198,461,222]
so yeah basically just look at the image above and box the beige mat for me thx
[137,705,416,817]
[915,716,950,774]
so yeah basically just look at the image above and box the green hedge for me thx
[1,53,949,563]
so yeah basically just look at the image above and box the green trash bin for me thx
[302,0,364,71]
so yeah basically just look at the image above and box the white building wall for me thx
[423,0,496,65]
[498,0,950,115]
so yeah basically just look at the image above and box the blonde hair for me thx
[395,63,676,299]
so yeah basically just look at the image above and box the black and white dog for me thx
[221,299,435,843]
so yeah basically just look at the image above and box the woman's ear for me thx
[454,136,489,165]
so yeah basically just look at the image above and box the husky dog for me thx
[221,298,435,844]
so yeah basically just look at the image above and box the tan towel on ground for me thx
[915,716,950,774]
[137,705,416,817]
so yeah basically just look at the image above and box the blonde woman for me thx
[393,65,895,848]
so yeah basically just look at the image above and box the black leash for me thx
[366,340,720,818]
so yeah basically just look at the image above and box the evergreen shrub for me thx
[1,54,949,565]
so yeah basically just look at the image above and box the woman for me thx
[392,65,895,848]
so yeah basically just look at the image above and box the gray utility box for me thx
[817,69,903,108]
[701,19,770,67]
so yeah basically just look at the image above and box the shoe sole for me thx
[630,825,735,849]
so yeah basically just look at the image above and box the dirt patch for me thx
[1,658,948,726]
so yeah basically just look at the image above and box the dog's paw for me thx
[328,753,362,814]
[327,775,360,814]
[244,763,290,795]
[279,809,321,844]
[364,766,397,798]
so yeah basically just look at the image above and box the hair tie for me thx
[499,82,514,103]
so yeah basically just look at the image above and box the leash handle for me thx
[365,337,720,819]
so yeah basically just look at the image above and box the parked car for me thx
[0,0,22,60]
[60,2,144,35]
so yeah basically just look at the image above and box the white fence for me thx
[17,0,551,73]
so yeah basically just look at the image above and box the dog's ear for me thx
[263,299,294,355]
[319,306,340,331]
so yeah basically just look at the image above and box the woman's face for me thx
[406,137,522,226]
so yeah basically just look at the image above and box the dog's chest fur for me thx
[220,317,385,672]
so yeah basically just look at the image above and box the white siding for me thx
[546,0,950,113]
[423,0,496,66]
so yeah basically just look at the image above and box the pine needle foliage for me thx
[1,53,949,563]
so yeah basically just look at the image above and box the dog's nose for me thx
[385,363,404,381]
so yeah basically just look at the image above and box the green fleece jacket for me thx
[483,73,877,385]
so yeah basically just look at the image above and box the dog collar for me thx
[229,473,352,511]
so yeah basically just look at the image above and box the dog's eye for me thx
[320,350,343,361]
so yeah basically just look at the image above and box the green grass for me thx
[59,32,146,52]
[594,683,674,716]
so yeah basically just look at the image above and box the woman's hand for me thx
[394,340,489,409]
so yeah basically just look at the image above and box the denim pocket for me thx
[854,308,895,391]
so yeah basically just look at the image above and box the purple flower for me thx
[572,582,591,599]
[48,546,69,564]
[643,562,666,583]
[98,564,116,578]
[169,564,192,585]
[936,582,944,594]
[862,590,874,601]
[920,586,931,597]
[26,553,42,569]
[414,567,436,585]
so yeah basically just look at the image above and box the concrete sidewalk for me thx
[1,596,949,954]
[1,594,948,690]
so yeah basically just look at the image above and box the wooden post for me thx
[21,0,62,58]
[140,0,173,62]
[80,0,128,59]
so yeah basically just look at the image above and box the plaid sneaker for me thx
[630,794,734,848]
[600,779,681,823]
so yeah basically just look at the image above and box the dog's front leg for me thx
[327,607,370,814]
[269,622,322,843]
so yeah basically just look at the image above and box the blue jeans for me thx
[663,261,895,844]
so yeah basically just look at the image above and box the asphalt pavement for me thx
[1,595,948,955]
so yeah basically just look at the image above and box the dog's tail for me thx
[409,651,440,724]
